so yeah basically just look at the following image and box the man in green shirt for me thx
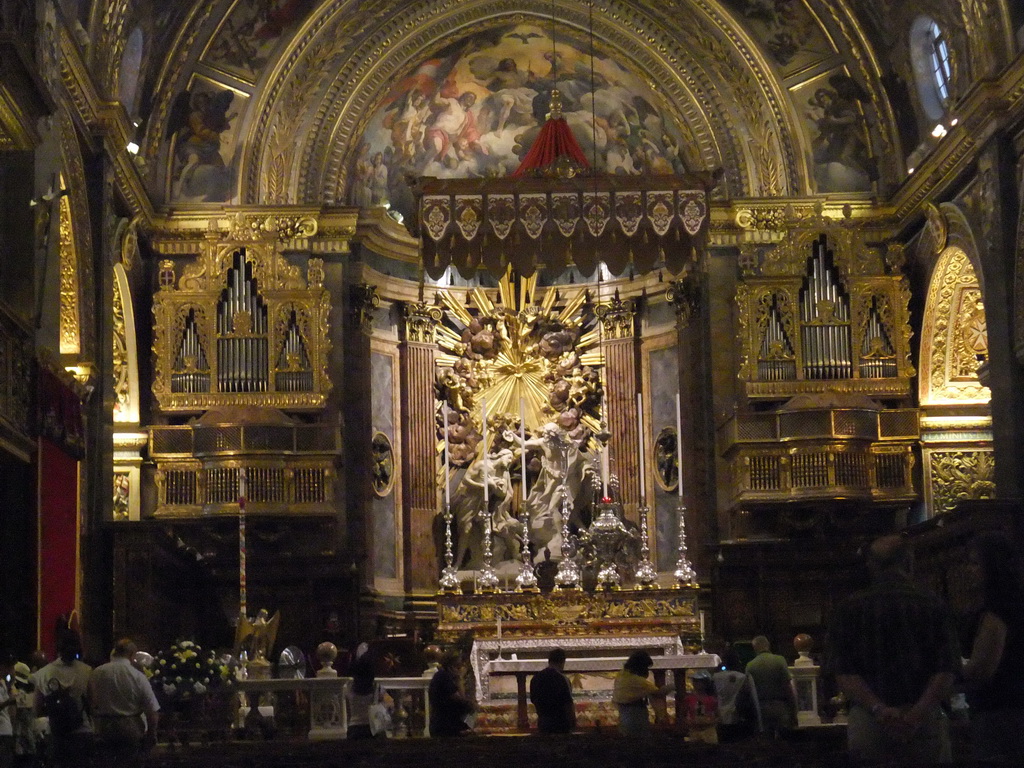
[745,636,797,736]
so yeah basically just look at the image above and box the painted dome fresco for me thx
[348,22,694,221]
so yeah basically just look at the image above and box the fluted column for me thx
[595,294,640,522]
[667,272,715,580]
[400,302,443,593]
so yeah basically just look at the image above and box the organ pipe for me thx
[216,250,269,393]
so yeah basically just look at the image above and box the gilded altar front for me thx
[436,587,700,648]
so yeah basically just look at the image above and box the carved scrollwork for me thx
[228,213,318,242]
[667,273,702,328]
[594,295,636,340]
[735,207,785,232]
[402,301,443,344]
[929,450,996,516]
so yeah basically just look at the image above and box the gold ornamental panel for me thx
[152,242,331,413]
[436,588,700,645]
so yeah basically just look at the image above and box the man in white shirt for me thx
[88,639,159,767]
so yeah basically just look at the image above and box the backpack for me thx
[43,680,84,734]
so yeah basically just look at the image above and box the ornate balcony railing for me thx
[720,407,919,505]
[148,422,339,517]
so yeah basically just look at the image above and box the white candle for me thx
[497,614,502,640]
[699,610,706,643]
[481,399,489,505]
[637,392,645,502]
[519,398,527,498]
[442,402,451,508]
[675,392,684,499]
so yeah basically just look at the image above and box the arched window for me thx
[927,21,952,102]
[910,17,952,121]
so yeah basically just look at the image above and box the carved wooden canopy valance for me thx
[414,172,718,280]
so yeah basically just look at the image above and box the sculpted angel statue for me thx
[235,608,281,663]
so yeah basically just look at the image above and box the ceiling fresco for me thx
[349,21,696,222]
[90,0,1015,208]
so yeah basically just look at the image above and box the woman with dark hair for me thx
[612,650,673,736]
[961,530,1024,761]
[344,655,378,740]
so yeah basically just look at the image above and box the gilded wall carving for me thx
[927,449,996,516]
[919,247,990,404]
[112,270,129,419]
[57,194,80,355]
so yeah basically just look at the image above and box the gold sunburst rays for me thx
[434,267,605,468]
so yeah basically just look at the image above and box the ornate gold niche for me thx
[919,245,993,517]
[152,242,332,412]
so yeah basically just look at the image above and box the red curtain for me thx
[512,118,590,177]
[38,437,79,658]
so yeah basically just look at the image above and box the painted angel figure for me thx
[235,608,281,662]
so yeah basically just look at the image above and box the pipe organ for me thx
[737,231,914,400]
[725,228,918,516]
[152,244,331,412]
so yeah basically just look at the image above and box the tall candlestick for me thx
[239,468,247,618]
[637,392,645,501]
[481,399,489,505]
[442,402,451,508]
[601,447,609,499]
[519,398,527,496]
[675,392,684,499]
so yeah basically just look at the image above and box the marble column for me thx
[667,271,716,580]
[346,282,379,595]
[595,294,640,522]
[400,302,443,593]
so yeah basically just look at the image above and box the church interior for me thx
[2,0,1024,755]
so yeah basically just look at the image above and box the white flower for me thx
[164,684,177,696]
[193,683,207,695]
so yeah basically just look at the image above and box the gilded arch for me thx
[57,111,95,361]
[112,258,141,424]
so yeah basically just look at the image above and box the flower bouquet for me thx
[147,641,235,744]
[147,640,233,703]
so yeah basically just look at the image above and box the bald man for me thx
[827,535,959,765]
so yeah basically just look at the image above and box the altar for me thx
[437,586,704,714]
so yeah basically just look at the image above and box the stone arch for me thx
[239,0,806,205]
